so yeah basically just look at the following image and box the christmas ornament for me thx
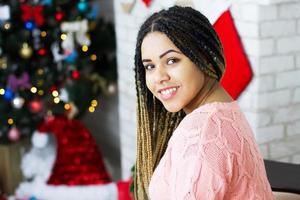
[19,43,33,59]
[25,20,36,31]
[71,70,80,80]
[38,47,47,56]
[142,0,152,7]
[77,0,89,12]
[29,100,43,113]
[55,11,65,22]
[51,43,66,62]
[41,0,53,5]
[7,72,31,91]
[8,126,20,141]
[64,50,78,63]
[60,20,90,52]
[0,57,7,69]
[0,5,10,21]
[12,96,25,109]
[32,130,49,148]
[3,88,14,101]
[21,4,45,27]
[120,0,136,13]
[59,88,69,102]
[87,1,99,19]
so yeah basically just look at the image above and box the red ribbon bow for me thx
[21,4,44,27]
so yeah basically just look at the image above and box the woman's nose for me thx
[154,65,170,84]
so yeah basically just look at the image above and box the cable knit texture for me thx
[149,101,274,200]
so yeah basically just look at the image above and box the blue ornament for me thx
[40,0,53,5]
[64,51,78,63]
[29,196,38,200]
[25,20,36,31]
[3,88,14,101]
[88,2,99,19]
[77,1,88,12]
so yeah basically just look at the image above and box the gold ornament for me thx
[0,57,8,69]
[19,43,33,59]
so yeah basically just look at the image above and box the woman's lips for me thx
[158,86,179,100]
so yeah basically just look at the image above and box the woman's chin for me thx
[163,103,182,113]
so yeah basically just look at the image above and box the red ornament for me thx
[30,100,43,113]
[55,11,65,22]
[38,48,47,56]
[71,70,80,80]
[38,116,111,185]
[142,0,152,7]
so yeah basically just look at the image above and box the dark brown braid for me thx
[134,6,225,199]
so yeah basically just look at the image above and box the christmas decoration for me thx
[191,0,253,99]
[8,126,20,141]
[142,0,152,7]
[120,0,136,13]
[0,1,117,142]
[0,5,10,21]
[16,116,118,199]
[19,43,33,59]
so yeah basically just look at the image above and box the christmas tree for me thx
[0,0,116,143]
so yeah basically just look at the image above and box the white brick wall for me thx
[115,0,300,178]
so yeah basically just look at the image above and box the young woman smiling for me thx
[134,6,274,200]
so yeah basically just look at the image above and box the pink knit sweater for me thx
[149,101,274,200]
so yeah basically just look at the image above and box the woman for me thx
[134,6,273,200]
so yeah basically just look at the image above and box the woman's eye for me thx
[167,58,179,65]
[144,64,155,71]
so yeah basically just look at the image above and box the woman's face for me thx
[141,32,205,112]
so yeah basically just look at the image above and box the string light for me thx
[64,103,71,110]
[0,88,5,95]
[7,118,14,125]
[38,90,44,96]
[41,31,47,37]
[31,87,37,93]
[82,45,88,52]
[91,99,98,107]
[90,54,97,61]
[52,90,59,97]
[4,22,11,30]
[37,68,44,75]
[88,106,95,113]
[61,34,67,40]
[54,97,60,104]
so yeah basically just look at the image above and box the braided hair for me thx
[134,6,225,199]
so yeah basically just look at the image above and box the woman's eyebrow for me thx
[159,49,181,59]
[142,49,181,63]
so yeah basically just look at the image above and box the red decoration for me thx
[29,100,43,113]
[55,11,65,22]
[38,48,47,56]
[21,4,45,27]
[214,11,253,99]
[38,116,111,185]
[0,192,7,200]
[71,70,80,80]
[142,0,152,7]
[117,179,134,200]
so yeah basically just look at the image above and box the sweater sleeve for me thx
[170,111,233,200]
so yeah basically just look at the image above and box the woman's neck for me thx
[183,79,233,114]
